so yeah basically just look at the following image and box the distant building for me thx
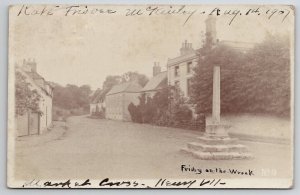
[89,88,106,115]
[16,59,54,136]
[141,62,168,98]
[105,82,142,121]
[167,16,255,98]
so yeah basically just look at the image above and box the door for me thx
[29,112,39,135]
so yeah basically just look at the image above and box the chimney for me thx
[180,40,194,55]
[22,58,37,72]
[30,58,37,72]
[153,62,161,77]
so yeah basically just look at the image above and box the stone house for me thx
[105,82,142,121]
[141,62,168,98]
[16,59,54,136]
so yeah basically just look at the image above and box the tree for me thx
[190,33,290,117]
[244,33,290,116]
[121,71,149,87]
[15,70,42,116]
[53,84,92,111]
[102,75,122,90]
[102,72,148,93]
[78,85,92,110]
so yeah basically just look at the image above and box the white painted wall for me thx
[168,58,197,97]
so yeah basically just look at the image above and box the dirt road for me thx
[14,115,292,180]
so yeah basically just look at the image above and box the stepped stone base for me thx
[181,133,253,160]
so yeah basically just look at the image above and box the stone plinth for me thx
[181,129,253,160]
[205,124,230,137]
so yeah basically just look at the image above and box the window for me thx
[175,81,180,88]
[187,62,192,74]
[187,78,192,96]
[174,66,179,77]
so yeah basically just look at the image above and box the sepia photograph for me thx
[7,4,294,188]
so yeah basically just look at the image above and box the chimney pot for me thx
[153,62,161,77]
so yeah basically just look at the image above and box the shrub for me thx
[128,86,205,131]
[173,105,193,128]
[128,103,142,123]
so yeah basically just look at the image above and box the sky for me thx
[9,4,294,90]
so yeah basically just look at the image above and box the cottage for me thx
[89,88,106,115]
[141,62,168,98]
[105,82,142,121]
[16,59,53,136]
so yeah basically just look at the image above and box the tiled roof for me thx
[106,82,142,96]
[142,71,167,92]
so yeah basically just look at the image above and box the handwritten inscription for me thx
[15,5,292,25]
[22,178,226,188]
[21,165,256,188]
[125,6,197,25]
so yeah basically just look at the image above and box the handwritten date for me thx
[15,5,292,26]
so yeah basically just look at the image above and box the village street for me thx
[15,115,292,181]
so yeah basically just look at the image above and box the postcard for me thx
[7,4,294,188]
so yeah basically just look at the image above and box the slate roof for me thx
[142,71,167,92]
[106,82,142,96]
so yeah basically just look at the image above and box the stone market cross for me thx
[181,65,253,160]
